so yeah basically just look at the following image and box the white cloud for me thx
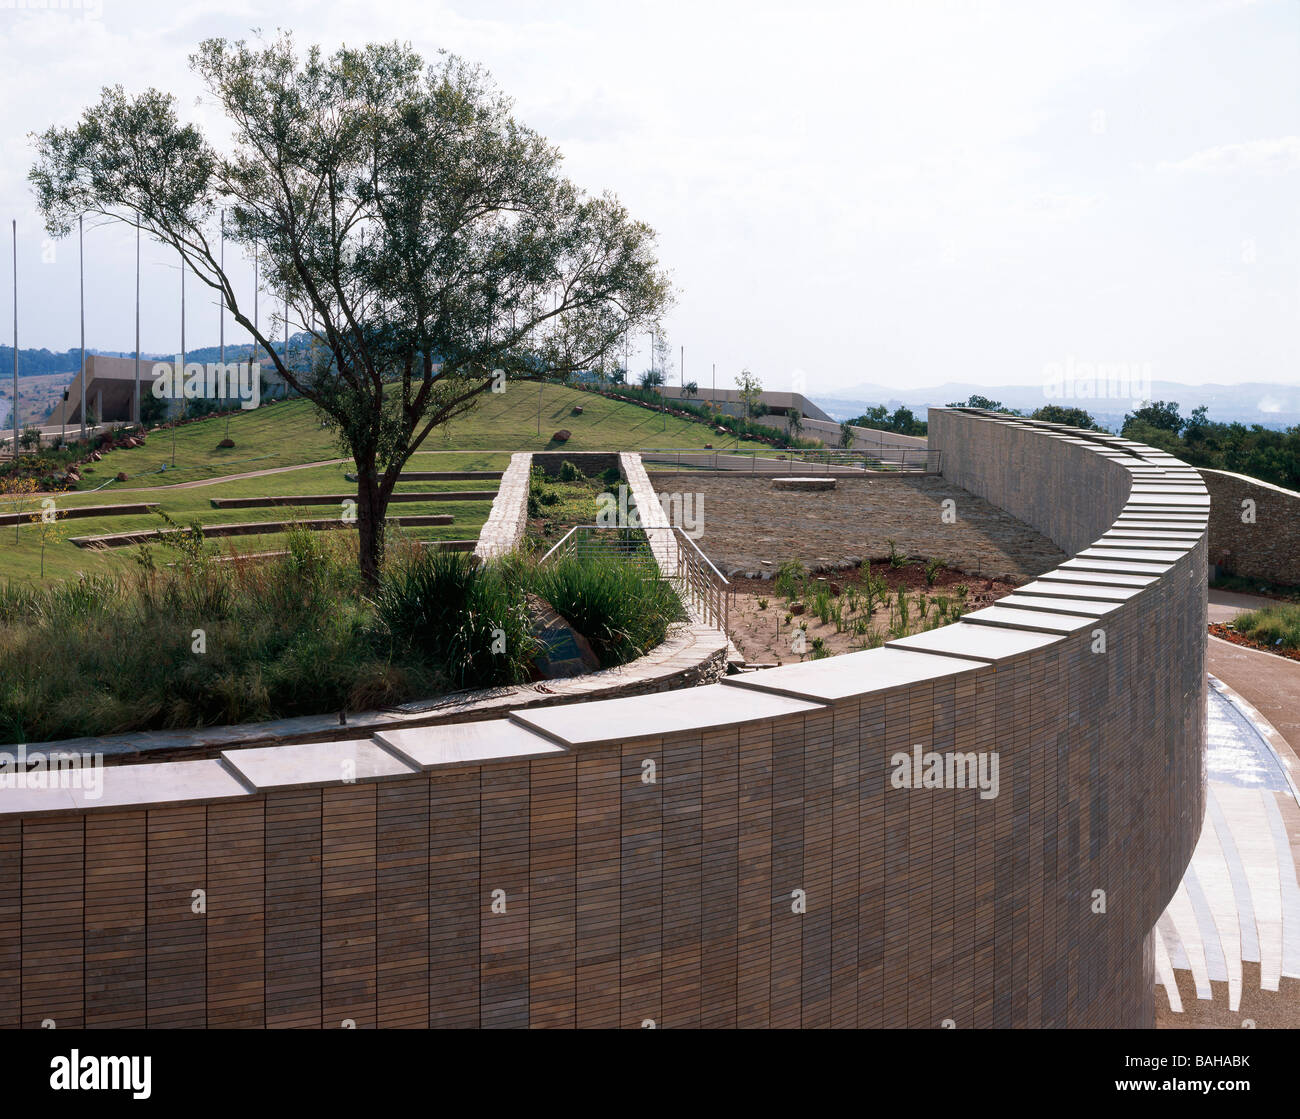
[0,0,1296,391]
[1159,136,1300,175]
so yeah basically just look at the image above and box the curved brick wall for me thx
[0,412,1207,1029]
[1197,467,1300,586]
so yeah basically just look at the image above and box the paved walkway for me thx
[1207,586,1275,625]
[1158,650,1300,1028]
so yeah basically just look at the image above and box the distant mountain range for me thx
[817,381,1300,431]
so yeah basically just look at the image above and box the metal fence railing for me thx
[539,524,731,633]
[540,525,659,573]
[670,525,731,632]
[638,446,941,474]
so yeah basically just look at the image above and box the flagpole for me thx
[219,209,225,367]
[79,213,86,441]
[174,259,184,468]
[134,215,141,424]
[11,219,17,458]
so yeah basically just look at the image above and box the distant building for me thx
[657,385,834,422]
[45,354,292,426]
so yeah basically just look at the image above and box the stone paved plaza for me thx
[651,473,1067,581]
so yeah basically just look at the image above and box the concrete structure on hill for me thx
[46,355,292,427]
[657,384,832,422]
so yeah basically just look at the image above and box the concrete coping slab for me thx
[1077,546,1190,563]
[720,647,986,703]
[0,758,252,816]
[510,683,824,748]
[1036,568,1158,588]
[886,622,1064,663]
[1100,529,1204,543]
[999,593,1114,617]
[1125,492,1210,503]
[1058,556,1175,576]
[1013,579,1143,602]
[221,737,418,791]
[1114,514,1208,528]
[960,604,1096,635]
[375,719,567,770]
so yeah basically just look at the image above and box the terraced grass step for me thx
[343,470,503,482]
[0,502,160,527]
[71,514,455,549]
[169,538,479,565]
[209,490,496,508]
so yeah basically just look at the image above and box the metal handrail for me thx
[539,525,582,564]
[535,523,731,633]
[637,446,940,474]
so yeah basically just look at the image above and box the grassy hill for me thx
[1,383,768,583]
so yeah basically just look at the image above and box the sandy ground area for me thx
[726,559,1019,665]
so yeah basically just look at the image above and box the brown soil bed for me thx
[1208,623,1300,663]
[727,559,1020,666]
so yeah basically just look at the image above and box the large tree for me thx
[30,34,671,581]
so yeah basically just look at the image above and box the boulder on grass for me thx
[115,472,128,483]
[551,429,571,442]
[571,405,583,415]
[218,438,235,448]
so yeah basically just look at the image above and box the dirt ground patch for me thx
[727,559,1020,666]
[656,473,1065,582]
[1208,622,1300,663]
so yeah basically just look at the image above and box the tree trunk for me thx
[355,464,388,586]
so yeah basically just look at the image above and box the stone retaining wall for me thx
[530,451,620,479]
[1197,467,1300,586]
[473,452,531,560]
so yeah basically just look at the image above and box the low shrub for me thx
[528,553,683,666]
[1231,603,1300,651]
[374,547,539,688]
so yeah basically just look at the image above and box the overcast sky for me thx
[0,0,1296,402]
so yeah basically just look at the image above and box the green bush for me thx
[558,460,583,482]
[374,548,539,688]
[528,553,683,666]
[0,529,685,744]
[775,559,806,600]
[0,538,422,744]
[1231,603,1300,651]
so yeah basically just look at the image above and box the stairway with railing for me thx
[540,523,730,633]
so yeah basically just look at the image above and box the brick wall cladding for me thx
[1198,468,1300,586]
[0,412,1206,1029]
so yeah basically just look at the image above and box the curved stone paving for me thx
[1157,675,1300,1026]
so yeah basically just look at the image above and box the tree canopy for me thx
[29,33,671,579]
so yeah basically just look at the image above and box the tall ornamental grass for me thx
[0,530,682,744]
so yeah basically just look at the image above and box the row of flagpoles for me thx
[6,211,274,456]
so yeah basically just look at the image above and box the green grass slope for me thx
[1,383,764,584]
